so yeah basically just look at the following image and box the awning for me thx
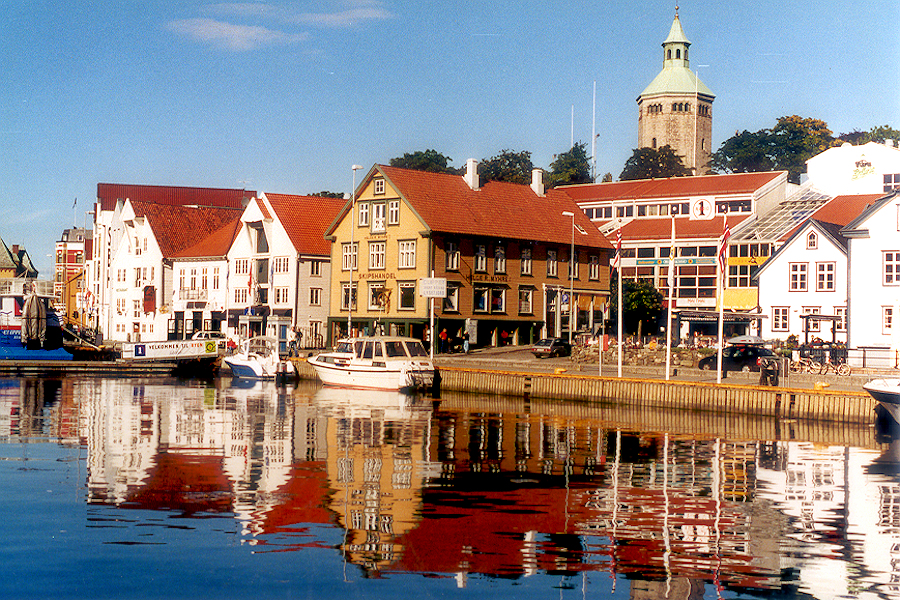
[674,309,766,323]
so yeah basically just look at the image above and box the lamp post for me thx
[562,211,575,344]
[348,165,363,337]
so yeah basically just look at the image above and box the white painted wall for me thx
[807,141,900,196]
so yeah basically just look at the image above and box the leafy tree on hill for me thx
[619,145,692,181]
[389,149,458,174]
[309,191,344,198]
[549,142,593,187]
[479,149,534,184]
[835,125,900,146]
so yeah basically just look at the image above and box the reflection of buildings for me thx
[62,381,900,596]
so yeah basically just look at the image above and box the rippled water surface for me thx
[1,376,898,599]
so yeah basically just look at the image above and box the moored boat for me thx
[309,336,436,391]
[0,279,72,361]
[223,335,294,380]
[863,378,900,424]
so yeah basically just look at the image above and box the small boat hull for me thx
[863,379,900,423]
[310,336,436,392]
[223,336,294,381]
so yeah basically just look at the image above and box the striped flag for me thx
[667,217,676,288]
[718,222,731,285]
[611,230,622,274]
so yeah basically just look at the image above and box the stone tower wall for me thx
[638,94,713,173]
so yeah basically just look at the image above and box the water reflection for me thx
[2,376,899,598]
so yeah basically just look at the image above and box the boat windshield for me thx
[384,341,408,357]
[335,342,353,353]
[404,341,428,357]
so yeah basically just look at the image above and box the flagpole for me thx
[665,216,675,380]
[617,268,623,378]
[715,220,730,384]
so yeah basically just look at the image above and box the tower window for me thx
[652,137,657,148]
[676,49,681,59]
[667,49,672,59]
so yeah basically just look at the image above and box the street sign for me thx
[419,277,447,298]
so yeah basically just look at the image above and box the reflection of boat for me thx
[0,279,72,361]
[223,336,294,380]
[309,336,436,391]
[863,378,900,424]
[312,385,434,420]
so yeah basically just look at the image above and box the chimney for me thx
[464,158,480,190]
[10,245,18,255]
[531,169,545,197]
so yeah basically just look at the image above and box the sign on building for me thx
[419,277,447,298]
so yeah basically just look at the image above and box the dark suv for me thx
[698,344,777,372]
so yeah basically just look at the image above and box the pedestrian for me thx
[463,332,469,354]
[500,329,509,346]
[439,328,448,353]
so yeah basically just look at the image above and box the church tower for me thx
[637,9,715,174]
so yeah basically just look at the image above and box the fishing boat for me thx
[309,336,436,391]
[223,336,294,380]
[0,279,72,361]
[863,378,900,424]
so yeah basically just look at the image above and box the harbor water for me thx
[1,376,898,600]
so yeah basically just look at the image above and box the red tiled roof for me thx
[172,218,243,259]
[778,193,883,243]
[97,183,254,212]
[617,214,749,242]
[254,197,272,220]
[561,171,786,202]
[265,194,345,256]
[129,201,244,259]
[376,165,612,249]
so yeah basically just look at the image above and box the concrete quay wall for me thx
[437,367,875,425]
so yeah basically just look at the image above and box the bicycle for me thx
[820,356,851,376]
[789,356,821,374]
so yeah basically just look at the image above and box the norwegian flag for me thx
[718,222,731,285]
[611,230,622,273]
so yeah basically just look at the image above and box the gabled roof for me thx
[754,218,849,281]
[777,193,882,243]
[841,189,900,237]
[264,194,345,256]
[127,201,244,259]
[561,172,786,203]
[97,183,254,212]
[353,165,611,249]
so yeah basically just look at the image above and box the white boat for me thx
[223,336,294,380]
[863,378,900,424]
[309,336,436,391]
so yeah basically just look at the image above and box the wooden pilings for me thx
[436,367,875,425]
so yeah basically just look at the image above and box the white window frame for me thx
[883,306,894,334]
[369,241,386,270]
[398,240,416,269]
[398,282,416,311]
[358,203,369,227]
[446,241,460,271]
[835,306,847,332]
[589,255,599,280]
[494,245,506,274]
[789,263,807,291]
[816,262,835,292]
[884,251,900,285]
[388,200,400,225]
[474,244,487,272]
[374,179,385,195]
[341,283,357,311]
[309,287,322,306]
[518,287,534,315]
[372,203,386,233]
[802,306,821,332]
[342,242,358,271]
[772,306,789,331]
[806,231,817,249]
[235,258,249,275]
[473,286,489,312]
[547,249,558,277]
[368,282,386,310]
[443,283,460,312]
[310,260,322,277]
[521,247,532,276]
[274,287,289,304]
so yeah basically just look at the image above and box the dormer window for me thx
[806,231,817,250]
[374,179,385,195]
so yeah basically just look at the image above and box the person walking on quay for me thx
[439,328,448,353]
[463,332,470,354]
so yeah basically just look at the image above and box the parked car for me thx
[698,344,777,372]
[532,338,572,358]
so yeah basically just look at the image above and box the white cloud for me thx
[167,18,308,51]
[292,1,393,28]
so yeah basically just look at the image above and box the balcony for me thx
[178,289,208,301]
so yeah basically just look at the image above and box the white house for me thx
[755,194,882,344]
[806,141,900,196]
[226,193,343,351]
[842,189,900,352]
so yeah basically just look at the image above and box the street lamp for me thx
[348,165,363,336]
[562,211,575,344]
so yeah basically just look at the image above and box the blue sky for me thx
[2,0,898,275]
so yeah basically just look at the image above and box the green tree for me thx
[601,172,613,183]
[619,145,692,181]
[835,125,900,146]
[309,191,344,198]
[769,116,832,183]
[479,149,534,184]
[708,129,775,175]
[389,149,458,174]
[608,274,663,337]
[549,142,593,187]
